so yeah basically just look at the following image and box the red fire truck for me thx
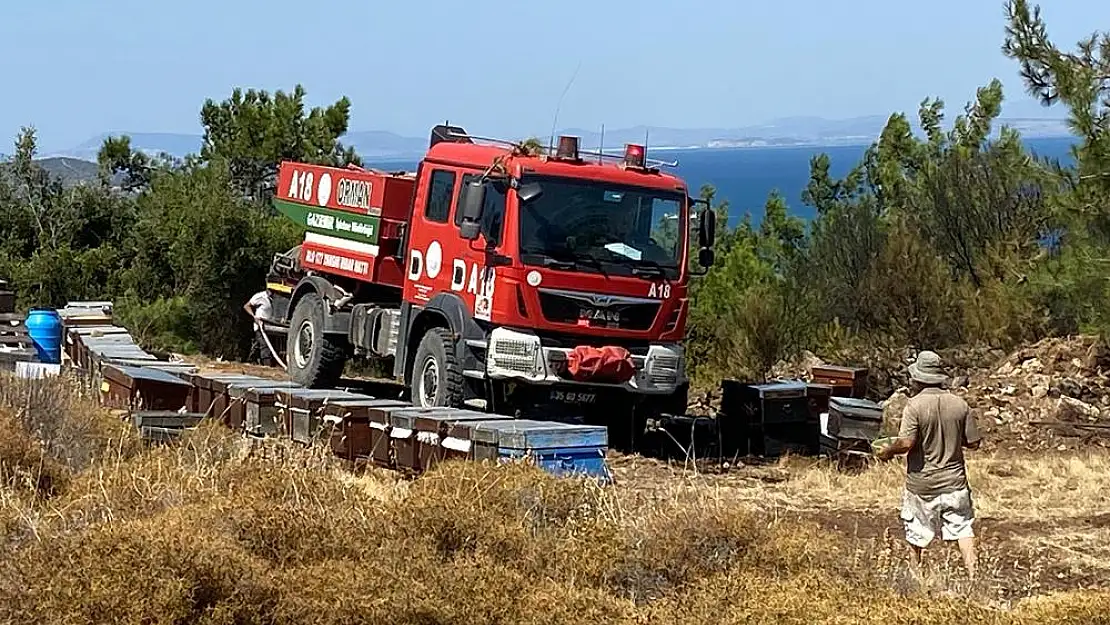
[264,125,716,449]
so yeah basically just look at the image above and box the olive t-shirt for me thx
[898,388,981,499]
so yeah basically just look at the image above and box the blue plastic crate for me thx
[471,419,611,482]
[497,445,612,482]
[471,419,608,449]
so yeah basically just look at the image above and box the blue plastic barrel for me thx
[25,308,63,364]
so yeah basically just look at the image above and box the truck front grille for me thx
[537,288,660,331]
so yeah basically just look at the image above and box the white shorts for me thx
[899,487,975,547]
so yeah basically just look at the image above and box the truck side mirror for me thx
[692,199,716,269]
[697,204,716,249]
[459,180,485,241]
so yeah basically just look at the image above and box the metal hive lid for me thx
[104,364,191,385]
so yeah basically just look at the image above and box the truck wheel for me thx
[410,327,464,408]
[287,292,347,388]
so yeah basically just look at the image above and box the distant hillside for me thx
[38,157,101,185]
[558,117,894,150]
[47,132,203,162]
[344,131,428,158]
[42,130,428,163]
[0,157,103,187]
[44,112,1074,164]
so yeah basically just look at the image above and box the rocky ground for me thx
[688,335,1110,454]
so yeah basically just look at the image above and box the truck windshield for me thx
[517,176,684,280]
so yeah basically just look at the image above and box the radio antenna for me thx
[598,124,605,163]
[548,61,582,153]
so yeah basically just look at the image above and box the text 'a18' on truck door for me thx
[404,167,506,322]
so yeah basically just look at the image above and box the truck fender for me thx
[288,276,350,334]
[398,293,485,382]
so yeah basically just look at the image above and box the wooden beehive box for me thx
[322,398,409,461]
[190,373,259,418]
[58,301,114,329]
[67,325,130,360]
[240,385,301,437]
[364,404,424,468]
[405,408,512,471]
[0,280,14,315]
[827,397,883,442]
[100,364,192,412]
[274,388,372,444]
[387,407,454,471]
[0,313,32,351]
[722,381,810,425]
[810,365,868,398]
[806,383,834,421]
[226,379,302,433]
[208,375,280,428]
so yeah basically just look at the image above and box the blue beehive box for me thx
[469,419,611,482]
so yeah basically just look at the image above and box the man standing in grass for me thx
[877,350,982,579]
[243,289,276,367]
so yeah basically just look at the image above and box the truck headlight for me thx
[645,344,685,388]
[487,327,546,381]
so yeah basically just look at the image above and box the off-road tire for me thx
[287,292,347,388]
[410,328,465,408]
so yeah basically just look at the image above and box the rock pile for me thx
[953,335,1110,452]
[691,335,1110,452]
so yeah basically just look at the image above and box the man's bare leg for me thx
[957,536,977,580]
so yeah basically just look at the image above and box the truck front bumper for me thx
[483,327,687,395]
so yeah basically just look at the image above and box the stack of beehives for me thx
[0,280,37,372]
[0,279,13,315]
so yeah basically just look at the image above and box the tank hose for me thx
[256,320,288,371]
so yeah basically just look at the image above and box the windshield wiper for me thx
[540,256,576,270]
[629,260,666,278]
[528,249,609,277]
[604,254,669,279]
[573,254,608,277]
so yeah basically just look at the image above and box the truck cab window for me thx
[456,174,507,246]
[424,169,456,223]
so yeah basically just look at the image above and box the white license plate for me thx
[550,390,597,404]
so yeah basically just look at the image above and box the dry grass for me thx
[609,447,1110,604]
[2,374,1110,624]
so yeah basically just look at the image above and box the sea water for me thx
[367,136,1077,228]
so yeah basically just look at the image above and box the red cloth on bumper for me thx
[566,346,636,383]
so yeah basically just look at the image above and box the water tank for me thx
[25,308,63,364]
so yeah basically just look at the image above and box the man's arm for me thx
[963,402,982,450]
[244,291,265,320]
[877,435,916,460]
[877,404,918,460]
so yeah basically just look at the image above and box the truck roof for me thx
[424,141,689,195]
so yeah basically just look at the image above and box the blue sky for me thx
[1,0,1105,152]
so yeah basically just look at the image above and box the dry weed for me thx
[2,376,1110,624]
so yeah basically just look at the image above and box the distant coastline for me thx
[27,113,1074,163]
